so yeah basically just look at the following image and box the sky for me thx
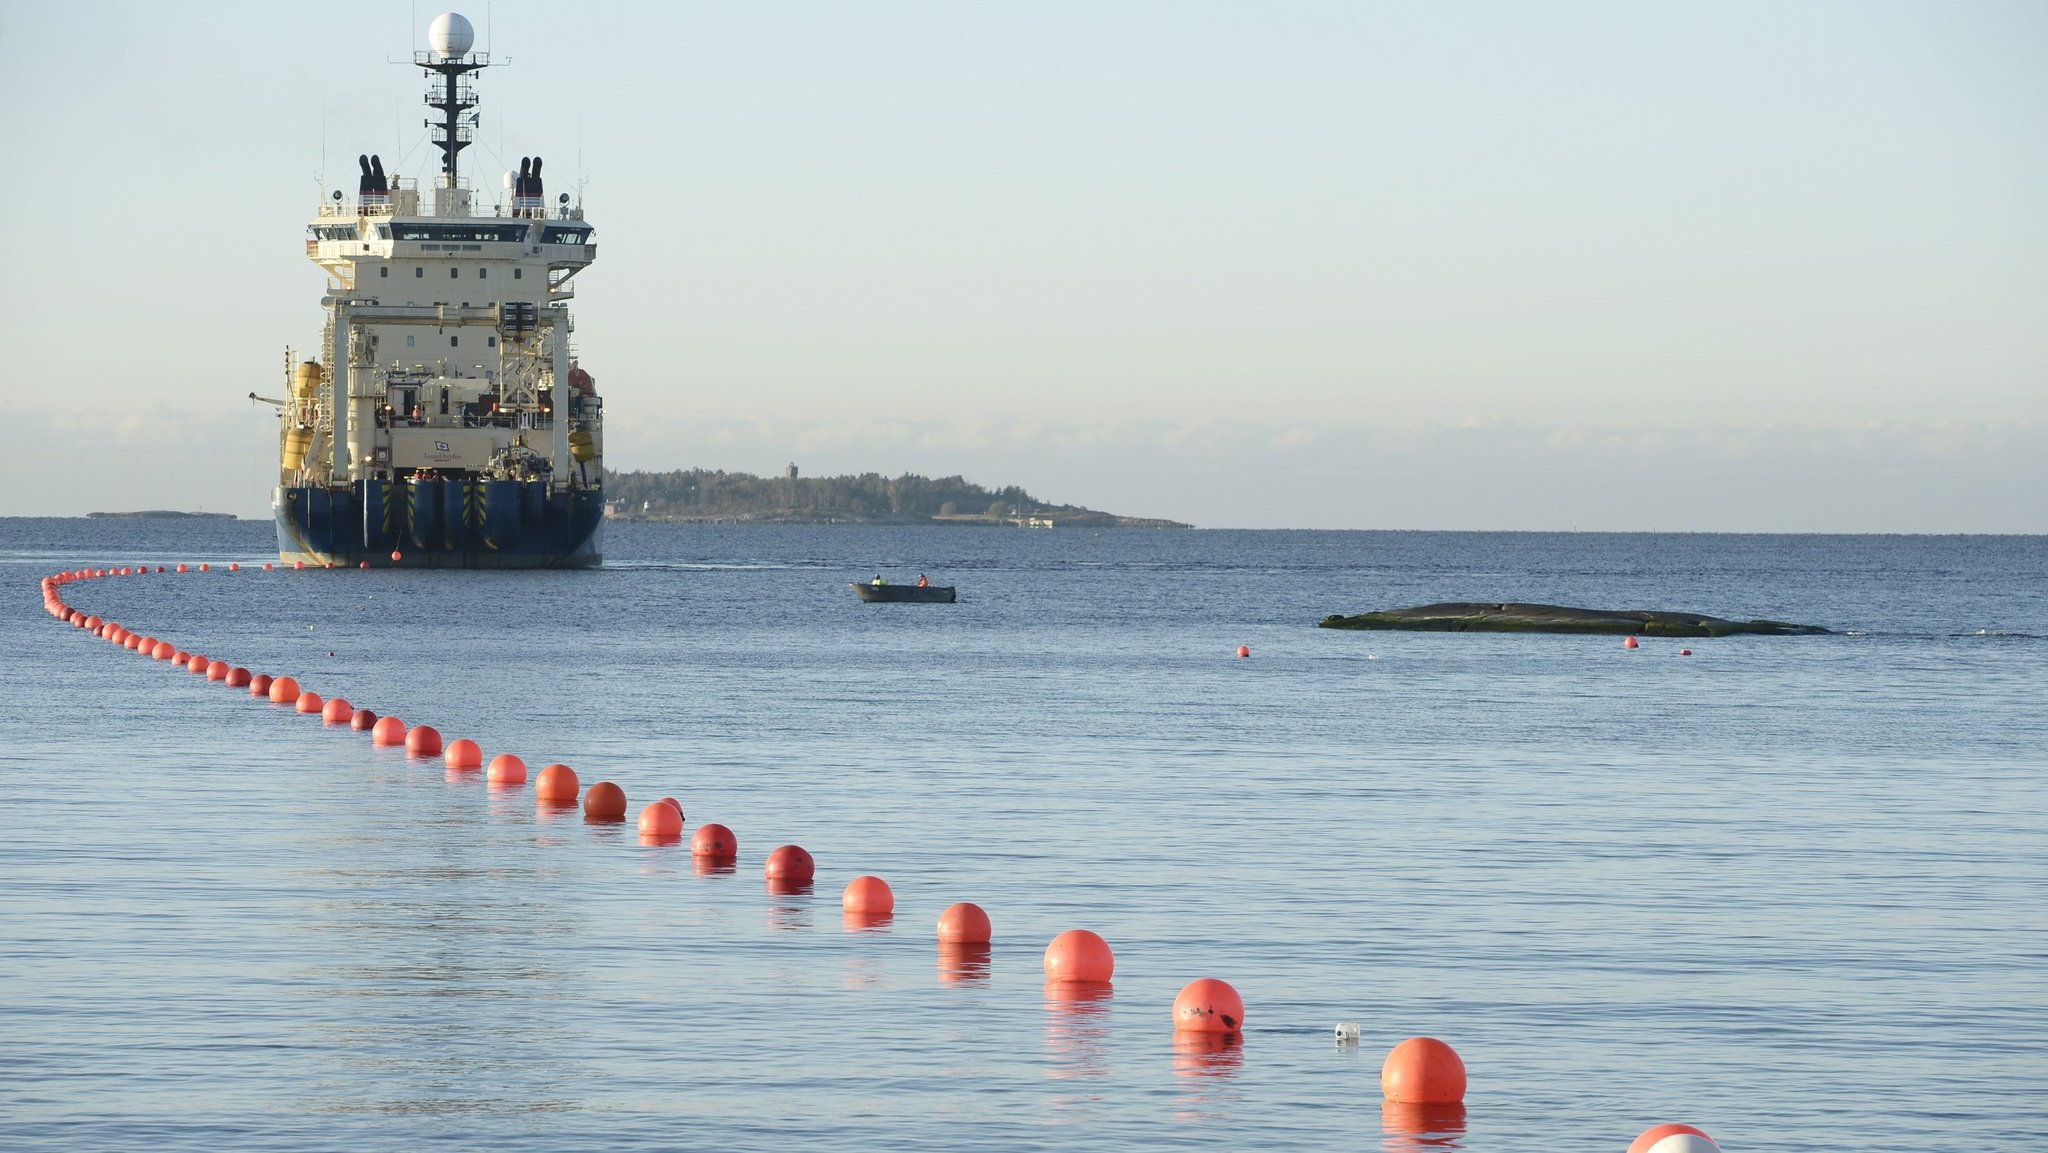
[1,1,2043,530]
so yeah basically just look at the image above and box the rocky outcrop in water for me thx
[1318,602,1830,637]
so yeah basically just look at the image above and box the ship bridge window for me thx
[540,226,589,245]
[391,223,530,244]
[309,223,360,241]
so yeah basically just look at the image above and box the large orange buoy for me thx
[487,753,527,785]
[404,725,443,757]
[267,675,301,702]
[656,796,684,821]
[206,659,230,681]
[691,822,737,861]
[1043,929,1115,983]
[187,653,213,674]
[637,801,682,840]
[226,667,252,687]
[350,707,377,731]
[370,715,407,746]
[583,781,627,822]
[535,763,579,802]
[764,844,815,883]
[1172,978,1245,1034]
[295,691,323,714]
[322,697,353,723]
[843,875,895,915]
[1380,1036,1467,1103]
[1624,635,1639,649]
[937,901,992,944]
[249,673,273,697]
[1628,1124,1720,1153]
[149,641,172,659]
[444,738,482,770]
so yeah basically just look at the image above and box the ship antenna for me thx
[416,12,492,190]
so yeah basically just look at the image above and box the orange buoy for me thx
[263,562,274,570]
[370,715,407,746]
[1381,1036,1466,1103]
[843,875,895,915]
[691,822,737,860]
[764,844,815,883]
[390,550,402,562]
[350,707,377,731]
[404,725,443,757]
[248,673,273,696]
[293,560,305,570]
[444,738,482,770]
[583,781,627,822]
[1628,1124,1719,1153]
[656,796,684,821]
[321,697,353,723]
[295,691,323,714]
[176,564,188,573]
[1043,929,1115,983]
[637,801,683,840]
[357,560,369,569]
[1624,635,1639,649]
[226,667,252,687]
[937,901,992,945]
[150,641,173,659]
[535,763,579,802]
[1679,648,1693,657]
[267,675,301,703]
[206,659,230,681]
[1236,644,1251,658]
[199,563,211,572]
[229,563,240,571]
[1172,978,1245,1034]
[187,653,212,675]
[123,634,143,650]
[486,753,528,785]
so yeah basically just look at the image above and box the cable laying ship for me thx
[267,11,604,568]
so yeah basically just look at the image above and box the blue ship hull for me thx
[275,479,603,568]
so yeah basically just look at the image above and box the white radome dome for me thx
[428,12,476,61]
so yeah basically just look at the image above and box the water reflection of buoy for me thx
[937,942,993,984]
[1381,1036,1466,1103]
[765,844,815,883]
[404,725,443,757]
[1171,978,1244,1033]
[1628,1124,1720,1153]
[691,822,737,861]
[1380,1101,1469,1150]
[487,753,527,785]
[1044,929,1114,983]
[842,875,894,915]
[937,901,992,945]
[535,763,579,802]
[443,738,481,769]
[370,716,407,746]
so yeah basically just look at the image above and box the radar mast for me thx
[417,12,490,190]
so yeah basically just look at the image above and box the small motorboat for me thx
[852,582,957,603]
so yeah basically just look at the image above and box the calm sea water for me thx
[3,517,2043,1151]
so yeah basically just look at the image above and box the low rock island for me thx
[1318,602,1830,637]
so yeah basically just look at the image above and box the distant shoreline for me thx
[86,511,238,520]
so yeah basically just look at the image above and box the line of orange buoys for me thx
[36,562,1721,1151]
